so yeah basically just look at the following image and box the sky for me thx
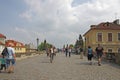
[0,0,120,48]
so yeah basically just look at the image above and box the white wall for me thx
[0,45,4,54]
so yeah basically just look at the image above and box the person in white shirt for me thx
[6,44,16,73]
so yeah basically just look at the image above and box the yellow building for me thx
[6,40,26,53]
[84,19,120,54]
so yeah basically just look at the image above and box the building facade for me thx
[84,19,120,54]
[25,43,36,53]
[6,40,26,53]
[0,33,6,54]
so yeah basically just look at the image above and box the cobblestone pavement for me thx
[0,53,120,80]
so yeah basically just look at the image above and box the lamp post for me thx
[36,38,39,51]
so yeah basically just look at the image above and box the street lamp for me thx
[36,38,39,51]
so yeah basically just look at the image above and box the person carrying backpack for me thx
[2,45,16,73]
[87,46,94,65]
[1,47,9,57]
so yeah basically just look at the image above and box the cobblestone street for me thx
[0,53,120,80]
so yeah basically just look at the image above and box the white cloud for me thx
[19,11,32,21]
[16,0,120,47]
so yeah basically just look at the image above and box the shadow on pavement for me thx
[75,62,90,65]
[41,61,50,63]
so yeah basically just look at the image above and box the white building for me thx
[0,33,6,54]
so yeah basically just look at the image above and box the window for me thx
[108,33,112,41]
[97,33,102,42]
[118,33,120,41]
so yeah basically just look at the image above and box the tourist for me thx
[6,44,16,73]
[95,44,104,66]
[0,56,6,72]
[68,46,72,57]
[87,46,93,65]
[80,47,83,59]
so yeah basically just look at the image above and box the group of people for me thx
[0,44,16,73]
[87,44,104,66]
[64,44,104,66]
[65,45,72,57]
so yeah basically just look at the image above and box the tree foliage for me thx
[75,34,84,48]
[38,42,51,51]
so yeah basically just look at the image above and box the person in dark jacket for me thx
[95,44,104,66]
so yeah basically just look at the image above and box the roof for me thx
[84,20,120,36]
[6,40,25,47]
[0,33,6,38]
[92,22,120,30]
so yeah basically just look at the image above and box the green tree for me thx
[38,42,52,51]
[38,42,45,51]
[75,34,83,48]
[69,44,74,48]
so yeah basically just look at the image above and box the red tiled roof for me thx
[84,21,120,36]
[0,33,6,38]
[92,22,120,30]
[6,40,25,47]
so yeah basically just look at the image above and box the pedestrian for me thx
[0,56,6,72]
[87,46,93,65]
[80,47,83,59]
[65,46,68,57]
[49,45,55,63]
[68,46,72,57]
[5,44,16,73]
[46,47,50,57]
[95,44,104,66]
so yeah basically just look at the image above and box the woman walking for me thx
[87,46,93,65]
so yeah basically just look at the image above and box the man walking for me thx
[95,44,104,66]
[6,44,16,73]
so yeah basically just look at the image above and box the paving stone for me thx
[0,53,120,80]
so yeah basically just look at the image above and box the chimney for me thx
[90,25,96,29]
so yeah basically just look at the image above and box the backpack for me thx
[1,47,9,57]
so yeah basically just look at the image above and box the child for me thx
[0,56,6,72]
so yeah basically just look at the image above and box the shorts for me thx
[88,54,93,60]
[6,59,15,67]
[97,53,103,58]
